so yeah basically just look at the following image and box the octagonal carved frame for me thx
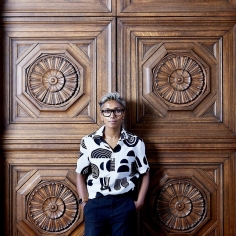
[16,168,83,235]
[26,54,82,109]
[6,17,116,126]
[148,168,214,235]
[142,43,212,112]
[117,17,236,132]
[15,43,92,120]
[18,44,85,111]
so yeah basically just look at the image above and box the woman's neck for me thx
[103,127,121,140]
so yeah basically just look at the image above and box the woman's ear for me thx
[99,111,103,122]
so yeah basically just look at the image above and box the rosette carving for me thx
[155,181,206,231]
[27,55,79,106]
[27,181,79,232]
[153,54,206,105]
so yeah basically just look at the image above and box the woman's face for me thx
[100,100,125,130]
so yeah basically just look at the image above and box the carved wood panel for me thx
[3,0,116,17]
[140,151,235,235]
[3,17,116,235]
[117,0,236,16]
[2,1,236,236]
[6,17,116,126]
[15,167,82,235]
[117,16,236,235]
[117,17,236,130]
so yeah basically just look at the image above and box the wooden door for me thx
[2,1,236,235]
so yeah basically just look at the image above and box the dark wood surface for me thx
[2,1,236,235]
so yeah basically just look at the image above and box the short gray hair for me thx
[99,92,126,109]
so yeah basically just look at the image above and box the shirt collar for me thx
[92,125,128,140]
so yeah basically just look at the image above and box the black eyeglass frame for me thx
[101,109,125,117]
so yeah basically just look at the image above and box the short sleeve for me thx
[135,139,150,174]
[75,137,90,174]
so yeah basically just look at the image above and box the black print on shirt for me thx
[117,159,130,172]
[88,131,96,138]
[77,126,150,199]
[130,162,137,176]
[81,139,87,149]
[88,179,93,186]
[94,138,102,146]
[114,177,129,190]
[123,133,139,147]
[100,162,104,170]
[117,165,129,172]
[106,158,115,171]
[121,159,128,164]
[91,164,99,179]
[121,177,129,188]
[113,144,121,152]
[100,177,111,191]
[135,156,142,168]
[93,135,100,139]
[127,150,135,157]
[91,148,112,159]
[79,151,83,158]
[143,156,148,165]
[114,179,122,190]
[81,165,91,175]
[130,175,138,184]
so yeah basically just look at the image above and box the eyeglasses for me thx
[101,109,124,117]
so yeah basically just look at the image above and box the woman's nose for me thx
[110,111,116,117]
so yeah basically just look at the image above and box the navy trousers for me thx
[84,193,136,236]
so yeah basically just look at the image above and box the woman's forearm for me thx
[76,173,88,199]
[135,171,150,210]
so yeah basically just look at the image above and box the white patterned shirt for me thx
[76,125,150,199]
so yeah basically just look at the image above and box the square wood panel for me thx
[2,0,116,17]
[141,151,235,236]
[10,164,83,235]
[117,0,236,16]
[3,17,116,140]
[117,17,236,144]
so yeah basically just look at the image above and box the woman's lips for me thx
[109,120,117,123]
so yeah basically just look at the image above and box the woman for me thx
[76,92,150,236]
